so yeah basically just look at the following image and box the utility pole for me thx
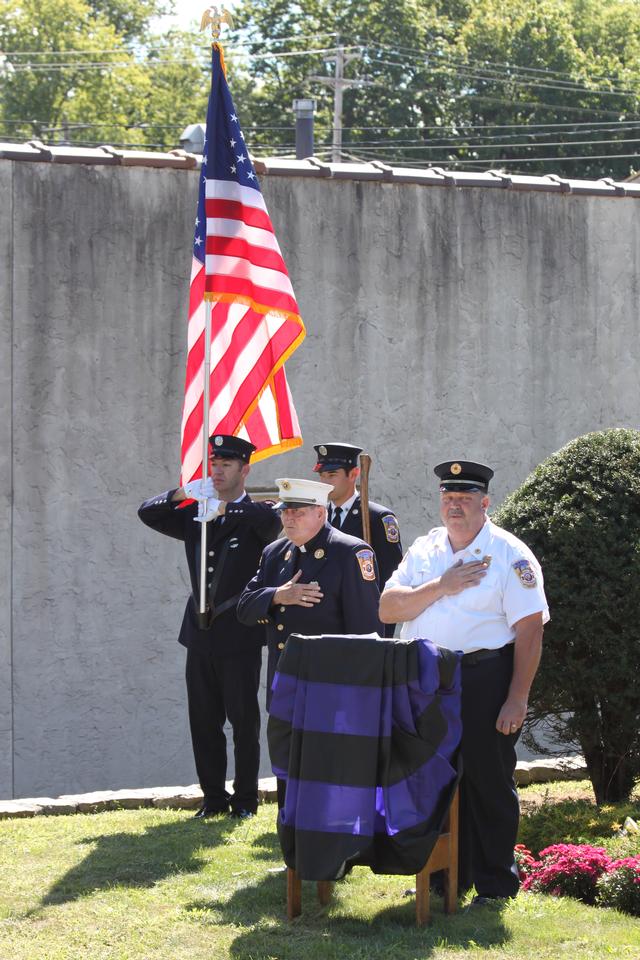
[309,44,365,162]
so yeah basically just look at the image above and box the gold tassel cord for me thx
[213,41,227,78]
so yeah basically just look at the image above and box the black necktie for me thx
[331,506,342,528]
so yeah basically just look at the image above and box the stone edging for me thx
[0,756,588,820]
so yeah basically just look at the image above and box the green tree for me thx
[493,429,640,804]
[452,0,640,178]
[231,0,640,178]
[231,0,456,160]
[0,0,209,149]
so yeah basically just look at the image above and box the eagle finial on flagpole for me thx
[200,5,234,40]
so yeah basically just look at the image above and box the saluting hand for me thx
[440,558,488,596]
[274,570,324,608]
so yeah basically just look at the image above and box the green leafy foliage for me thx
[518,793,640,855]
[493,429,640,803]
[0,0,208,149]
[232,0,640,178]
[1,0,639,171]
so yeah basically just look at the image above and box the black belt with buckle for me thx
[462,644,513,666]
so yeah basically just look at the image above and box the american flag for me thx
[180,44,305,483]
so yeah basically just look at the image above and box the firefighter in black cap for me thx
[313,442,402,636]
[138,434,280,819]
[381,459,548,903]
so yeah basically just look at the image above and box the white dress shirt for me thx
[330,491,358,527]
[385,520,549,654]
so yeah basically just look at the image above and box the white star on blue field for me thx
[193,49,260,264]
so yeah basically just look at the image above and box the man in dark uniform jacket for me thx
[138,434,280,819]
[313,442,403,636]
[237,477,383,708]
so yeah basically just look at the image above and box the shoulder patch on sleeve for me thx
[381,514,400,543]
[513,558,537,588]
[356,548,376,581]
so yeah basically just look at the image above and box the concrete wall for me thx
[1,159,639,798]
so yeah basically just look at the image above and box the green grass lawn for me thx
[1,783,640,960]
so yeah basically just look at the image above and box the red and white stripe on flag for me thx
[180,178,305,483]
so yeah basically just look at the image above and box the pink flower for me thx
[523,844,611,904]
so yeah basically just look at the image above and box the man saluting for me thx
[138,434,280,820]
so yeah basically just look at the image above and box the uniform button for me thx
[277,642,285,650]
[280,606,286,613]
[277,624,284,631]
[208,566,213,572]
[209,551,214,557]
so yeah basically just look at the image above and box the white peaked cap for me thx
[275,477,334,508]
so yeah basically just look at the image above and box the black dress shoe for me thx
[469,894,508,907]
[229,808,256,820]
[194,803,229,819]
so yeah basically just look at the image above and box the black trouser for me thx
[185,645,262,812]
[458,646,520,898]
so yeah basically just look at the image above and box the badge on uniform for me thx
[382,515,400,543]
[356,548,376,581]
[314,549,325,559]
[513,558,537,588]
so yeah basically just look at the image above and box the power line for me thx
[330,119,640,132]
[4,116,639,134]
[7,32,638,99]
[343,147,639,167]
[5,39,639,116]
[3,44,362,71]
[3,32,340,56]
[0,120,296,131]
[447,92,637,119]
[361,39,640,90]
[364,52,640,101]
[338,135,640,150]
[1,130,634,170]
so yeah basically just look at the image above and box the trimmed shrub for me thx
[493,428,640,803]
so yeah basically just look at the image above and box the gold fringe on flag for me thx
[213,41,227,78]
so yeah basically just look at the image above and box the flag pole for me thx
[199,299,213,616]
[197,8,234,619]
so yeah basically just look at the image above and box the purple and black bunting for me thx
[267,634,462,881]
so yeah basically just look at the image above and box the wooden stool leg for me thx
[287,868,302,919]
[317,881,333,905]
[443,789,459,915]
[415,866,431,926]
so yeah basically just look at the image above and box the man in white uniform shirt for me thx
[380,459,548,904]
